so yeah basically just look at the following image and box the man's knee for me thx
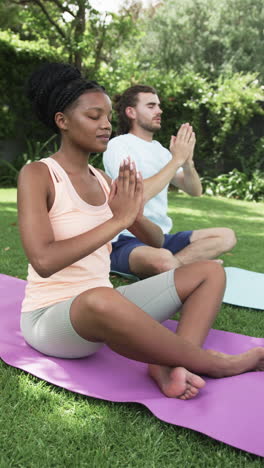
[221,228,237,251]
[130,247,175,275]
[146,248,176,274]
[191,227,237,252]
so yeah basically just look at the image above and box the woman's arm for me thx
[127,169,164,247]
[18,161,142,278]
[100,165,164,248]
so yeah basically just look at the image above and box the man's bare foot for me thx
[148,364,205,399]
[214,259,224,264]
[174,257,223,269]
[206,347,264,378]
[173,255,183,269]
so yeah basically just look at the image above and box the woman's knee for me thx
[174,260,225,302]
[80,287,116,313]
[175,260,226,286]
[71,287,117,331]
[198,260,226,289]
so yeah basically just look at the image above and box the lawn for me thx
[1,188,264,467]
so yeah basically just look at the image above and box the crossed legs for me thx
[70,261,264,399]
[128,227,236,278]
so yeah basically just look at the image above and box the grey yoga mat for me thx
[223,267,264,310]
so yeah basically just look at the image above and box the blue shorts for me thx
[111,231,192,275]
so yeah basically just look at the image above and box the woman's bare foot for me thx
[206,347,264,377]
[148,364,205,399]
[206,349,229,359]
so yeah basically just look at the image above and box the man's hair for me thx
[114,84,157,135]
[26,62,105,133]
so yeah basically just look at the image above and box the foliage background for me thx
[0,2,264,464]
[0,0,263,184]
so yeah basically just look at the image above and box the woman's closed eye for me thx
[87,114,100,120]
[87,114,112,122]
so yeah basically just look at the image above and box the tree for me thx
[137,0,264,80]
[6,0,139,72]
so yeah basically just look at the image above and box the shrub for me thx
[0,134,58,186]
[0,33,263,185]
[140,70,264,178]
[90,68,264,180]
[0,30,61,141]
[202,169,264,202]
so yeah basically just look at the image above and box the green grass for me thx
[1,188,264,467]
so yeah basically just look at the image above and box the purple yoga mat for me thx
[1,274,264,457]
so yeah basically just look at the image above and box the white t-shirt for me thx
[103,133,173,238]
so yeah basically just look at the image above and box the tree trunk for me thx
[73,0,86,70]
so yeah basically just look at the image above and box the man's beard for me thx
[138,117,161,134]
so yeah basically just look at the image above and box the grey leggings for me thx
[21,269,181,359]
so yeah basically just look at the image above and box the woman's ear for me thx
[54,112,68,131]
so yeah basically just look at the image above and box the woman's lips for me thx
[97,135,110,142]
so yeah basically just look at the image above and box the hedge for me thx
[0,32,263,179]
[0,30,61,141]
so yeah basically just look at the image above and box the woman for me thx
[18,62,264,400]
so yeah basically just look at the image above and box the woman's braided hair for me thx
[26,62,105,133]
[114,84,157,135]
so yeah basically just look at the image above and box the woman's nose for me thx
[101,117,112,129]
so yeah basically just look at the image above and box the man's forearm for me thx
[182,161,202,196]
[171,160,202,196]
[129,216,164,248]
[143,158,182,202]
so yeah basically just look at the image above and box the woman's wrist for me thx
[108,215,133,233]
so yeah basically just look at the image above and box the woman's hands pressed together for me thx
[108,157,144,229]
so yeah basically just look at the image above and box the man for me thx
[103,85,236,278]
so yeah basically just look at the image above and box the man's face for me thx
[131,92,163,133]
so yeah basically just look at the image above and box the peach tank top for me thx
[22,157,113,313]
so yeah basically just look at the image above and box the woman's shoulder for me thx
[19,159,49,175]
[18,159,52,190]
